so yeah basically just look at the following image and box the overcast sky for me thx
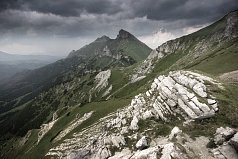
[0,0,238,56]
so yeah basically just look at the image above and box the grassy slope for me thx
[113,39,152,62]
[191,40,238,75]
[72,36,152,62]
[12,98,130,159]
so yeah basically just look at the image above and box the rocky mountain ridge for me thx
[0,29,151,114]
[131,10,238,82]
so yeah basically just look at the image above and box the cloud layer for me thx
[0,0,237,55]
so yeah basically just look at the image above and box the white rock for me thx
[151,83,157,91]
[160,143,180,159]
[191,96,211,113]
[102,84,112,97]
[208,99,216,105]
[111,135,126,147]
[211,103,218,112]
[121,119,127,125]
[54,111,94,142]
[214,127,236,145]
[146,91,151,97]
[120,126,129,134]
[188,78,198,88]
[169,127,182,140]
[108,148,132,159]
[95,147,111,159]
[131,76,146,83]
[166,99,176,107]
[153,101,167,121]
[131,147,159,159]
[130,116,139,130]
[161,76,176,90]
[193,83,207,98]
[136,136,148,150]
[178,98,198,119]
[95,70,111,91]
[218,144,238,159]
[142,110,153,119]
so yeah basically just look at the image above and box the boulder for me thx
[95,147,111,159]
[169,127,182,140]
[111,135,126,148]
[142,110,153,119]
[130,116,139,130]
[207,99,216,105]
[120,126,129,134]
[214,127,236,145]
[136,136,148,150]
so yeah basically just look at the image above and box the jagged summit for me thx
[116,29,136,39]
[67,29,151,61]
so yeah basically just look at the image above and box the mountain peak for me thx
[117,29,135,39]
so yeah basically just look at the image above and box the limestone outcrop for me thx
[46,70,222,159]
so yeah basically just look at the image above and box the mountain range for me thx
[0,10,238,159]
[0,51,60,81]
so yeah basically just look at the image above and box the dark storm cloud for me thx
[0,0,238,55]
[0,0,238,36]
[129,0,238,24]
[0,0,123,16]
[0,0,20,11]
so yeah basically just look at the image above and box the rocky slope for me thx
[131,10,238,82]
[44,71,236,159]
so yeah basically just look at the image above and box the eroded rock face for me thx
[128,70,219,131]
[94,70,111,92]
[53,111,94,142]
[37,112,59,143]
